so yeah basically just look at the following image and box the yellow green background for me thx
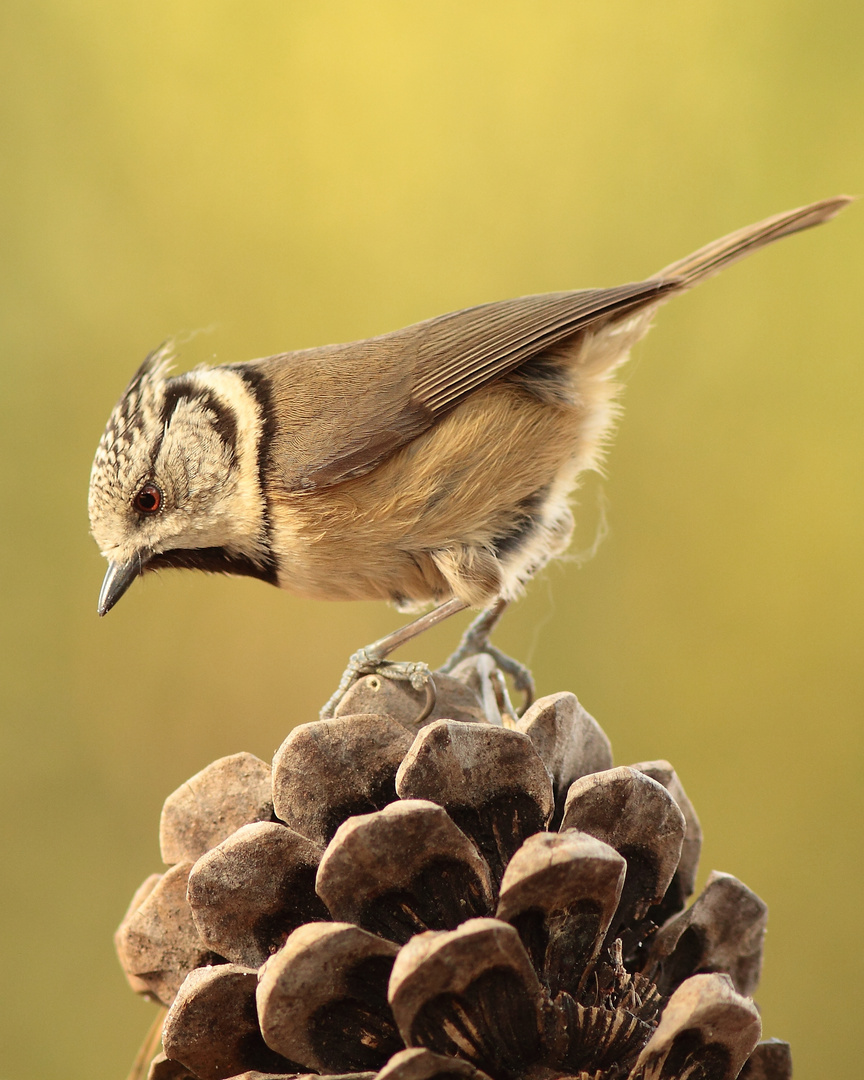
[1,3,861,1078]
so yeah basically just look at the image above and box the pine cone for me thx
[115,660,791,1080]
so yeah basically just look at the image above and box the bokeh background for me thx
[1,3,862,1078]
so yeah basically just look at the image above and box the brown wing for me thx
[255,195,850,494]
[253,279,677,493]
[409,280,678,415]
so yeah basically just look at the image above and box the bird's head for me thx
[88,343,272,614]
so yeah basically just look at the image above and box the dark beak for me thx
[98,556,147,616]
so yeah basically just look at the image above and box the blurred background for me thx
[1,2,862,1077]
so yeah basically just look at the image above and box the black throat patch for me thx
[146,546,279,585]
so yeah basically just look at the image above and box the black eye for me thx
[133,483,162,514]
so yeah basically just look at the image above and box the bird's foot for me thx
[445,641,535,714]
[320,649,435,720]
[319,599,468,721]
[445,652,519,727]
[439,603,535,715]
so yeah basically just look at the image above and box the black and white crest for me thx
[88,341,175,521]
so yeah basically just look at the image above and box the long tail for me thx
[654,195,853,287]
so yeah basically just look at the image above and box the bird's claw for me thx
[320,653,435,720]
[378,659,433,693]
[440,604,535,715]
[472,643,536,709]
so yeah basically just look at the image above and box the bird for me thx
[89,196,850,715]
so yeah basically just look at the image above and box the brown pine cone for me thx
[115,661,790,1080]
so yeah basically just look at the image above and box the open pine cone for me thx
[116,658,791,1080]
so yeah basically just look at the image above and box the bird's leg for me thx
[439,597,536,715]
[320,597,469,719]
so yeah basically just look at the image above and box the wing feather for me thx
[413,281,675,412]
[255,196,850,493]
[257,279,675,493]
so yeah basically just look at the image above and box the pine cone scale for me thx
[115,676,786,1080]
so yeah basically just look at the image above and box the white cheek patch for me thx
[154,369,268,560]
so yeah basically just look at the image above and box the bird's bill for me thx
[98,556,146,616]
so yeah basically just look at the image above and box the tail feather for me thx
[654,195,853,287]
